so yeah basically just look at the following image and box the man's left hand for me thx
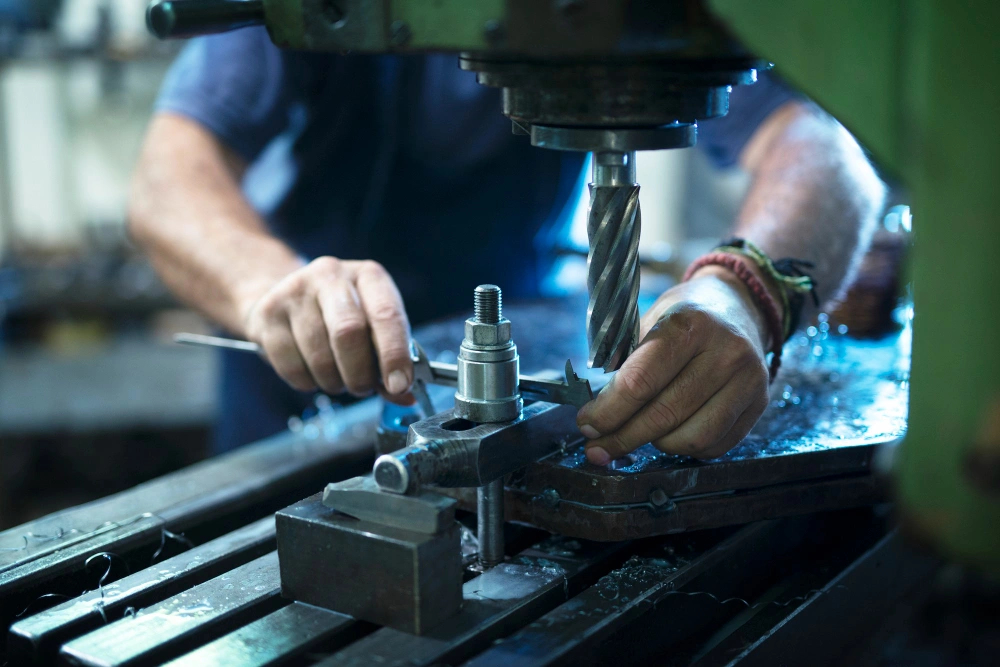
[576,266,773,463]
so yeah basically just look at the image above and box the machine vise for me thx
[277,284,594,634]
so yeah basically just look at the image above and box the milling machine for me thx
[1,0,984,663]
[146,0,762,373]
[141,0,905,639]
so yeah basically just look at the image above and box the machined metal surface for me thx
[453,285,523,424]
[372,401,580,494]
[0,398,376,636]
[461,55,758,150]
[163,602,355,667]
[312,535,629,667]
[176,334,593,409]
[586,151,642,371]
[7,517,276,663]
[276,494,462,635]
[60,553,284,666]
[531,123,696,153]
[1,299,918,664]
[321,475,456,535]
[477,479,506,567]
[416,300,910,540]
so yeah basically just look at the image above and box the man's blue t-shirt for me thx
[156,28,797,451]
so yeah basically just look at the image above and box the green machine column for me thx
[709,0,1000,572]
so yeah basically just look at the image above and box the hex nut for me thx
[464,319,511,347]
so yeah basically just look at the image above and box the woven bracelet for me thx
[684,252,786,380]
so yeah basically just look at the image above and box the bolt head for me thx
[465,319,511,347]
[373,455,410,494]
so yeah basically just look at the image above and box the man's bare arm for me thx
[129,113,415,400]
[734,101,886,316]
[129,113,302,334]
[578,100,886,463]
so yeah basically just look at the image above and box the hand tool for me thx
[172,333,594,410]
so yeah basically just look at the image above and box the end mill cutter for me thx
[588,151,641,372]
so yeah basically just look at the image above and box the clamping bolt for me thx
[453,285,523,423]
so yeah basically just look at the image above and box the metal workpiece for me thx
[453,285,524,424]
[412,341,593,409]
[586,151,641,372]
[373,401,581,494]
[477,479,505,567]
[276,493,462,635]
[322,475,457,535]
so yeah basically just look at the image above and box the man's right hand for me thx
[242,256,415,403]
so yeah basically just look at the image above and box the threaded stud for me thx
[474,285,502,324]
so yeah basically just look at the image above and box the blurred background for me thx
[0,0,213,527]
[0,0,908,531]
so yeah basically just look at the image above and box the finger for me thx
[583,352,735,464]
[319,281,378,396]
[288,295,343,395]
[377,387,417,407]
[651,367,767,459]
[699,401,767,460]
[355,262,413,397]
[577,318,701,438]
[259,317,317,392]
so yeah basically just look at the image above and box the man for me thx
[129,27,885,461]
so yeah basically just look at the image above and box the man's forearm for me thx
[732,101,886,321]
[128,113,303,336]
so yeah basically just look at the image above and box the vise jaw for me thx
[276,476,462,635]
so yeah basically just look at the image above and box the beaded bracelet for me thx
[715,239,819,340]
[684,252,786,379]
[684,239,819,379]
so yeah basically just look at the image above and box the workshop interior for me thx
[0,1,997,665]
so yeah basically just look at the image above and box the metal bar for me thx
[722,530,940,667]
[375,402,579,493]
[314,536,630,667]
[60,552,285,667]
[162,602,359,667]
[462,518,822,667]
[477,479,505,567]
[0,399,376,636]
[507,473,885,541]
[173,332,261,353]
[518,441,882,507]
[7,517,276,663]
[0,514,165,637]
